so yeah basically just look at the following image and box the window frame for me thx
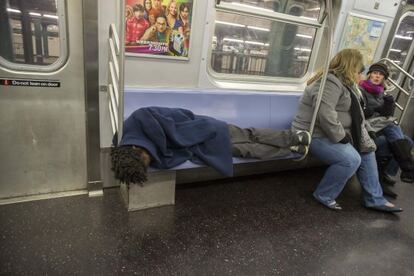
[207,0,325,84]
[385,11,414,84]
[0,0,68,73]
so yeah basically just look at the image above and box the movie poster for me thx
[124,0,194,59]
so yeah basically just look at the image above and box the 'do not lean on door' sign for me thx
[0,78,61,88]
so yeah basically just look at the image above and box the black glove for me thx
[377,100,395,117]
[339,133,351,144]
[383,94,395,103]
[368,131,377,140]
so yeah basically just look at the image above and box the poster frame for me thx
[124,0,196,61]
[339,12,387,66]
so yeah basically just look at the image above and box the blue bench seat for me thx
[124,87,303,171]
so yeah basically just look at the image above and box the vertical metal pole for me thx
[0,1,14,61]
[19,0,34,64]
[41,23,49,57]
[83,0,103,196]
[308,0,333,136]
[33,20,43,64]
[118,0,126,141]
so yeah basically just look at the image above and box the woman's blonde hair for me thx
[307,48,364,86]
[167,0,178,18]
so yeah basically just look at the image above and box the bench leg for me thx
[120,170,176,211]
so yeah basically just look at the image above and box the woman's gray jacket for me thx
[291,73,376,152]
[292,73,351,142]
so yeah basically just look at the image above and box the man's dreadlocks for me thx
[110,145,148,185]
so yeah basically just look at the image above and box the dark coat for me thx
[119,107,233,176]
[359,86,397,133]
[360,86,395,118]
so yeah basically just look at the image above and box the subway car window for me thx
[211,10,317,78]
[0,0,66,70]
[386,12,414,81]
[218,0,321,20]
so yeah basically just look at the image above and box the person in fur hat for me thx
[359,62,414,197]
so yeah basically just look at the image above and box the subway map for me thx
[339,15,385,65]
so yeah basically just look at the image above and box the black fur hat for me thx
[368,62,389,80]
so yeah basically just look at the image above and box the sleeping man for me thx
[111,107,311,185]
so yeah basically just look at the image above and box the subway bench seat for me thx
[120,88,308,211]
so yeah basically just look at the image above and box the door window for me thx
[0,0,67,71]
[386,12,414,81]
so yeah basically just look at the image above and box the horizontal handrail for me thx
[107,22,123,138]
[109,23,120,55]
[380,58,414,82]
[108,84,119,129]
[109,38,120,80]
[216,2,322,28]
[379,57,414,124]
[109,61,119,105]
[387,77,410,96]
[108,101,117,135]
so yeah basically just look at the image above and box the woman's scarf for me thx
[346,86,363,152]
[345,85,377,153]
[359,79,384,94]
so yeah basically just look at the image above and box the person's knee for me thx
[341,150,361,171]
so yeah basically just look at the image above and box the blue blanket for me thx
[118,107,233,176]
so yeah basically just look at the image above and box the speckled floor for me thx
[1,167,414,275]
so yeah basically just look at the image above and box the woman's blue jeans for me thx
[310,137,387,207]
[380,124,405,142]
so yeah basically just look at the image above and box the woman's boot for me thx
[390,139,414,183]
[401,171,414,183]
[376,157,398,198]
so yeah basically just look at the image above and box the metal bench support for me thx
[120,170,176,211]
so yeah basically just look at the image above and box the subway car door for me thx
[383,0,414,136]
[0,0,88,201]
[401,11,414,137]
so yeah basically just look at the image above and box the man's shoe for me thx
[294,130,311,146]
[366,205,403,213]
[290,145,308,155]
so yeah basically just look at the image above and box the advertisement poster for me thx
[339,14,385,65]
[125,0,194,59]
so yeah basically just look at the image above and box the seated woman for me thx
[111,106,311,185]
[359,62,414,188]
[291,48,402,213]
